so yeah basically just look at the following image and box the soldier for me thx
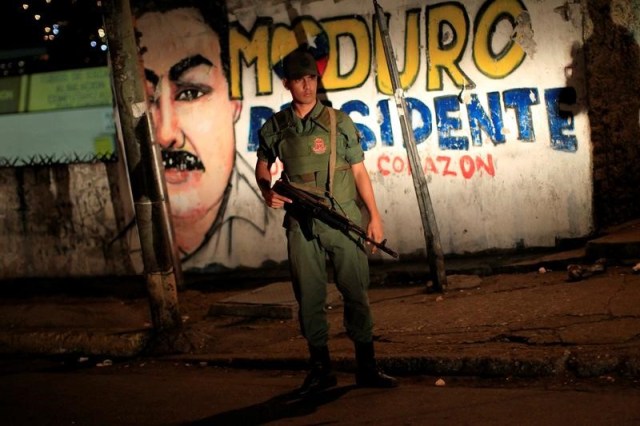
[255,49,398,395]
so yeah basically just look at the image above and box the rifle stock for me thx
[273,180,399,259]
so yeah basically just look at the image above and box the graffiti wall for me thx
[125,0,591,271]
[0,0,596,278]
[222,0,589,264]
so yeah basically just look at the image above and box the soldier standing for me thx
[255,48,398,395]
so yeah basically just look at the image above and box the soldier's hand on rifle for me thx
[255,161,292,209]
[262,188,292,209]
[366,214,384,254]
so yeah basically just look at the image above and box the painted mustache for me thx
[161,150,205,171]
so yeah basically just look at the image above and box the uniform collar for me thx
[303,101,330,132]
[289,99,323,118]
[308,100,325,119]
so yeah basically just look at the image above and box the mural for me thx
[227,0,591,262]
[0,0,593,274]
[125,0,286,272]
[125,0,591,270]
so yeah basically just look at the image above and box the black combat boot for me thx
[298,345,337,396]
[355,341,398,388]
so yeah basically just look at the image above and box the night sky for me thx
[0,0,107,75]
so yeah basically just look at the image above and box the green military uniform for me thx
[258,100,374,347]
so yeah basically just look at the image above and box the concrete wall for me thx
[1,0,638,279]
[0,163,133,277]
[582,0,640,226]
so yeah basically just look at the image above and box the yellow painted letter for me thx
[426,3,474,91]
[321,16,371,91]
[375,9,421,95]
[230,23,271,99]
[473,0,527,79]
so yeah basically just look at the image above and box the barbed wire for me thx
[0,152,118,168]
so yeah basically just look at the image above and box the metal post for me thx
[373,0,447,292]
[103,0,183,330]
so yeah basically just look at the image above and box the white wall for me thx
[0,0,596,277]
[228,0,592,262]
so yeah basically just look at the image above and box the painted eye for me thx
[176,88,206,101]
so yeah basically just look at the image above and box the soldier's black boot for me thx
[298,345,337,396]
[355,341,398,388]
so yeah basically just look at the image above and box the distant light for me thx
[45,0,52,3]
[98,28,105,38]
[100,44,108,51]
[45,26,51,33]
[34,14,41,20]
[52,25,59,35]
[97,0,102,6]
[48,35,55,40]
[90,41,97,47]
[22,4,29,10]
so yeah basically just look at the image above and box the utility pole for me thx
[373,0,447,292]
[103,0,183,331]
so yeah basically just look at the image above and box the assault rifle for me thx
[272,179,399,259]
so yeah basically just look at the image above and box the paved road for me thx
[1,357,639,425]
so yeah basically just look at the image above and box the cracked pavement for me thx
[1,220,639,380]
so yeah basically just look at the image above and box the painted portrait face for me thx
[136,7,241,255]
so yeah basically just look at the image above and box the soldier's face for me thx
[285,75,318,106]
[137,8,240,225]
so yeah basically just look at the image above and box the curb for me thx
[157,350,640,380]
[2,331,639,380]
[0,330,149,358]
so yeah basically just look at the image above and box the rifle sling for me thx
[328,107,337,198]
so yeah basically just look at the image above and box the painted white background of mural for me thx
[229,0,591,261]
